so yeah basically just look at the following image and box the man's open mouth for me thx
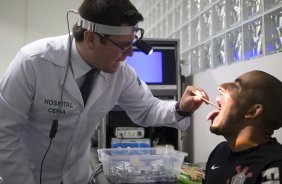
[206,100,221,122]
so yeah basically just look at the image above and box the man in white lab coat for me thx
[0,0,208,184]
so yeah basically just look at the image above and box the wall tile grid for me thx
[131,0,282,76]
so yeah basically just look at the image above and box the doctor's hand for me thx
[178,86,209,114]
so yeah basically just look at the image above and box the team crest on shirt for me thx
[227,165,253,184]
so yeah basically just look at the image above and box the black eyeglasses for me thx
[98,28,144,52]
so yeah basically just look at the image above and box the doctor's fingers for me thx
[182,93,204,106]
[180,97,204,113]
[183,86,209,101]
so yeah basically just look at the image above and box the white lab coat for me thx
[0,35,189,184]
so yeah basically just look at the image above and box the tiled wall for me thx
[131,0,282,76]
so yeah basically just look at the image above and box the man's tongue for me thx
[207,110,220,121]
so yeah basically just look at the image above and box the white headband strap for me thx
[77,15,138,35]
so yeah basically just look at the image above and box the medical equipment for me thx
[111,138,150,148]
[39,9,75,184]
[76,10,153,55]
[115,127,145,139]
[98,39,181,150]
[97,147,187,183]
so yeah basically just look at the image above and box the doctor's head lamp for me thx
[77,15,153,55]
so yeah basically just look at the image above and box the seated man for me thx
[203,70,282,184]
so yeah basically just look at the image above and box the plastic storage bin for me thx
[97,147,188,184]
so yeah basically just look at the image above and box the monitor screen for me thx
[126,48,177,85]
[127,51,163,84]
[126,39,179,96]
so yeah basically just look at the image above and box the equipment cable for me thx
[88,163,103,184]
[39,9,77,184]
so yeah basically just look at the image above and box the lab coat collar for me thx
[39,35,71,68]
[38,34,113,107]
[70,38,92,80]
[70,38,109,81]
[66,37,111,107]
[39,34,111,80]
[69,37,112,82]
[61,69,110,107]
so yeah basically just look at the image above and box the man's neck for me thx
[225,127,271,152]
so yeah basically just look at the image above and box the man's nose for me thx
[218,85,227,93]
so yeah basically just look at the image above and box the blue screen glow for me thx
[127,51,163,83]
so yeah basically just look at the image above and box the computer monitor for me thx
[126,39,179,97]
[127,50,163,84]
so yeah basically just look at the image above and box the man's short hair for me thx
[73,0,144,42]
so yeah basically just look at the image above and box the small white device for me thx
[115,127,145,138]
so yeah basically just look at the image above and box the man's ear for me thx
[245,104,263,119]
[84,32,97,50]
